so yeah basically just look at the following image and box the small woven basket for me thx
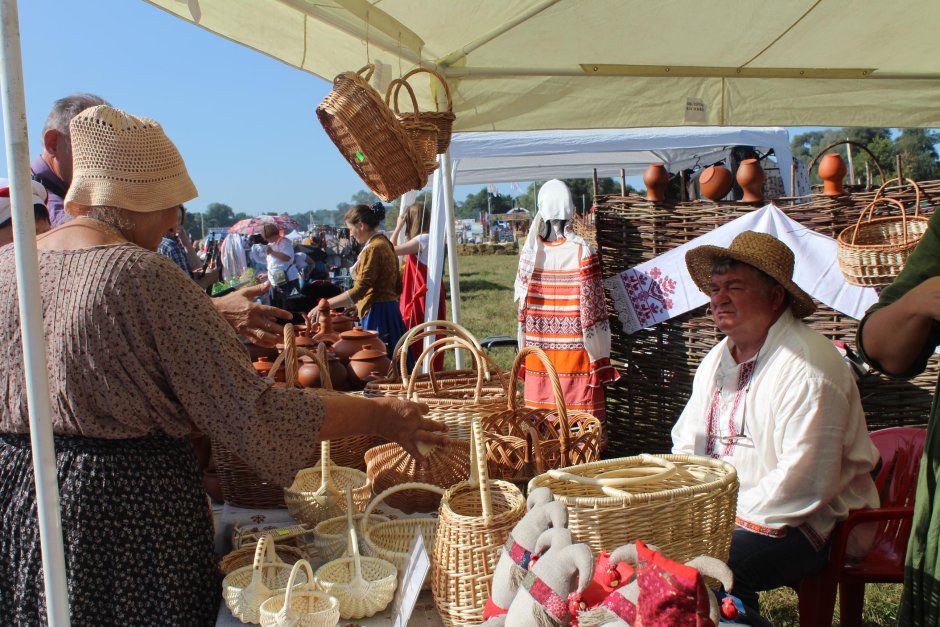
[387,78,439,177]
[432,419,526,626]
[317,65,426,201]
[284,440,371,527]
[313,512,389,562]
[837,187,928,287]
[395,67,455,154]
[220,542,309,576]
[314,489,398,620]
[361,482,446,590]
[222,535,305,624]
[528,454,739,568]
[364,439,471,513]
[259,560,340,627]
[482,346,603,482]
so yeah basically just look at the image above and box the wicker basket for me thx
[364,439,471,513]
[316,64,426,201]
[387,78,439,177]
[222,535,305,624]
[837,192,928,287]
[432,419,526,626]
[528,454,739,568]
[313,512,389,562]
[220,542,309,576]
[284,440,371,527]
[482,346,603,482]
[215,324,372,508]
[361,482,446,590]
[314,489,398,620]
[396,67,455,154]
[259,560,340,627]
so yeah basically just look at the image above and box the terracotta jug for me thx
[643,163,669,202]
[699,165,733,201]
[312,300,341,345]
[297,355,321,388]
[736,159,765,202]
[334,325,382,361]
[324,348,349,390]
[348,344,393,383]
[818,153,848,196]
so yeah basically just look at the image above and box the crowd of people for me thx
[4,93,940,627]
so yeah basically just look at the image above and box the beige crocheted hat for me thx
[685,231,816,318]
[65,105,197,213]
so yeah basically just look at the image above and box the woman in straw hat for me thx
[0,105,447,625]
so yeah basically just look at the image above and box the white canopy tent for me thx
[5,1,940,623]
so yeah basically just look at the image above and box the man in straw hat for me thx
[671,231,879,621]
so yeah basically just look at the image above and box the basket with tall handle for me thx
[481,346,603,483]
[258,559,340,627]
[432,419,527,626]
[393,67,455,154]
[313,512,389,562]
[222,534,304,624]
[386,77,439,177]
[314,488,398,619]
[284,440,371,527]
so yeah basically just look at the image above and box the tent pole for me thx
[441,150,464,369]
[0,1,71,625]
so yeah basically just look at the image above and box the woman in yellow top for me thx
[310,203,406,354]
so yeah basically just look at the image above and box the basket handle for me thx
[247,534,283,588]
[345,487,366,585]
[405,336,486,400]
[850,197,910,245]
[355,64,375,83]
[808,139,887,184]
[874,177,923,217]
[469,419,494,523]
[281,559,316,609]
[400,67,453,114]
[267,324,301,388]
[319,440,332,488]
[507,346,571,463]
[546,454,678,490]
[361,482,447,531]
[310,343,333,390]
[393,320,487,382]
[386,77,422,121]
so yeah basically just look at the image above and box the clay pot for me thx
[297,355,321,388]
[348,344,393,383]
[312,310,341,345]
[699,165,733,201]
[361,370,385,385]
[736,159,765,203]
[252,356,274,378]
[330,313,355,333]
[324,348,349,390]
[643,163,669,202]
[334,325,383,361]
[818,153,848,196]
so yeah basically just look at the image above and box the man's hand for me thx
[211,282,292,346]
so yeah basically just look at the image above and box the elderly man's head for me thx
[0,179,51,247]
[41,93,109,186]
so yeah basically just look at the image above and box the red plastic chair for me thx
[797,426,926,627]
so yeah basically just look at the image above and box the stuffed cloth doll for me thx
[505,543,594,627]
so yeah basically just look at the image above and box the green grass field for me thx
[445,253,902,626]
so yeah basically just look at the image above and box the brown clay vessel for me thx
[736,159,765,202]
[699,165,733,201]
[324,347,349,390]
[330,313,355,333]
[297,355,321,388]
[818,153,848,196]
[312,307,341,345]
[252,356,274,378]
[334,325,383,361]
[643,163,669,202]
[348,344,393,382]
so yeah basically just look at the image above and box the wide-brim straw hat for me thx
[65,105,197,213]
[685,231,816,318]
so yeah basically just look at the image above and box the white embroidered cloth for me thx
[605,204,878,334]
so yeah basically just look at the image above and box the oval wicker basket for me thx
[259,560,340,627]
[482,346,603,482]
[316,64,427,201]
[432,419,526,627]
[528,454,739,568]
[284,440,371,527]
[361,482,445,590]
[364,439,471,513]
[387,78,439,177]
[837,193,928,287]
[222,535,305,624]
[313,512,389,562]
[394,67,455,154]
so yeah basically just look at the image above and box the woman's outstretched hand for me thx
[371,397,449,463]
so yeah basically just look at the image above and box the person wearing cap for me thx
[0,105,447,625]
[0,178,51,247]
[671,231,879,621]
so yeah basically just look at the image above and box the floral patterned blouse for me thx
[0,243,324,486]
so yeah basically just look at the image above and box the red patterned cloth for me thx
[581,549,635,608]
[520,569,570,623]
[634,540,716,627]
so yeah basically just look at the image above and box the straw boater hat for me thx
[64,105,197,214]
[685,231,816,318]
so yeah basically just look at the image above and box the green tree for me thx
[204,202,237,228]
[896,128,940,181]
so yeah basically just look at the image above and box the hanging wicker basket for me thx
[528,454,739,568]
[317,64,427,201]
[284,440,372,527]
[387,77,439,177]
[481,346,603,483]
[432,419,526,626]
[837,187,928,287]
[396,67,456,154]
[364,439,471,513]
[259,560,341,627]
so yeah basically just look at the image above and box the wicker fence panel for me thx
[595,183,940,458]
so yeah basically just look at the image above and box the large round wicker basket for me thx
[364,439,471,513]
[528,454,739,569]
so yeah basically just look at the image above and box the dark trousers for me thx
[272,279,300,310]
[727,526,830,624]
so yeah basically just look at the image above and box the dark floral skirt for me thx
[0,432,220,626]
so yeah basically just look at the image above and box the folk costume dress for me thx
[514,180,619,442]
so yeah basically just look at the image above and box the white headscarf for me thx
[513,179,591,304]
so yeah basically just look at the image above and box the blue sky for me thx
[1,0,839,216]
